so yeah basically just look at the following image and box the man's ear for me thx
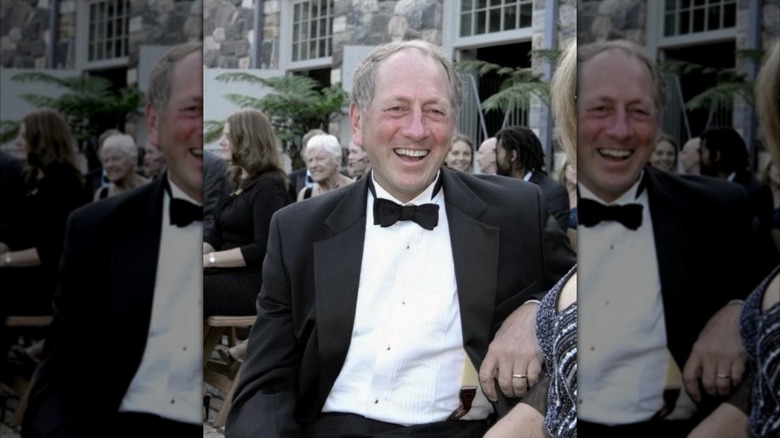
[509,150,517,163]
[349,103,364,147]
[145,101,160,147]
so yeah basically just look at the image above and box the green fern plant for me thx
[206,74,347,169]
[2,72,144,151]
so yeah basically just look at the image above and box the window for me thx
[291,0,333,62]
[459,0,533,37]
[663,0,736,37]
[85,0,130,65]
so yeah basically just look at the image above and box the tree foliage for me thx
[1,72,144,152]
[206,73,347,169]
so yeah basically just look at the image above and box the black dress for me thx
[203,171,292,317]
[0,163,84,354]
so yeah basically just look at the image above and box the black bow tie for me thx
[373,198,439,230]
[578,198,643,230]
[170,198,203,227]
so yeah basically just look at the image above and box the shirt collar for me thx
[370,170,442,205]
[166,173,202,206]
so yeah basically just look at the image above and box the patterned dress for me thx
[536,265,577,438]
[740,263,780,437]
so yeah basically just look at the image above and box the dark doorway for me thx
[476,41,531,138]
[663,40,737,140]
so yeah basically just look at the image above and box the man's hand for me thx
[479,302,543,401]
[683,302,746,401]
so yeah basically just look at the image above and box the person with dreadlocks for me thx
[495,125,570,232]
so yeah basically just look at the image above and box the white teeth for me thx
[395,148,428,158]
[191,149,203,157]
[600,149,631,158]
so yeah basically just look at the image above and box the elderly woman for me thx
[297,134,354,200]
[93,134,149,201]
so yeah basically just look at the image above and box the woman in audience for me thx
[93,134,149,201]
[297,134,354,200]
[485,39,578,438]
[446,133,474,173]
[650,134,678,173]
[688,39,780,438]
[203,108,292,320]
[0,108,85,363]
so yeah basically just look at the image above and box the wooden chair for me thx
[203,315,255,428]
[3,315,53,428]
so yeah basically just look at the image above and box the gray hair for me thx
[100,134,139,165]
[305,134,343,166]
[350,39,464,115]
[578,39,667,115]
[147,41,202,111]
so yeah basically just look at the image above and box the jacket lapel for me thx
[314,177,369,402]
[441,169,500,366]
[111,178,165,338]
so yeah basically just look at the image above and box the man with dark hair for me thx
[495,125,570,232]
[23,42,204,436]
[700,126,778,274]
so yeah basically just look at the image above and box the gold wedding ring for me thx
[512,374,527,379]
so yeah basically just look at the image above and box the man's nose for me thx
[606,109,632,140]
[402,108,426,140]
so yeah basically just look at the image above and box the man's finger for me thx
[479,358,498,402]
[683,359,702,402]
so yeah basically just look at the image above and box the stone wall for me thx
[578,0,646,45]
[0,0,77,69]
[1,0,199,73]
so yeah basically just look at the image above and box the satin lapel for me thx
[441,169,500,366]
[314,177,369,404]
[111,178,165,341]
[645,169,694,365]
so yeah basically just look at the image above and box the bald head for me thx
[477,137,497,174]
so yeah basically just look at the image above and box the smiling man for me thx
[226,39,574,438]
[23,42,204,436]
[576,40,758,436]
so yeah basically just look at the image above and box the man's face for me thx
[143,141,166,178]
[477,137,496,174]
[494,140,514,177]
[698,140,719,176]
[146,51,203,202]
[347,140,370,178]
[350,49,456,203]
[577,49,659,202]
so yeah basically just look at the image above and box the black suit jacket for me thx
[287,167,309,200]
[226,168,576,437]
[23,176,168,437]
[528,170,570,233]
[643,168,756,408]
[732,169,780,276]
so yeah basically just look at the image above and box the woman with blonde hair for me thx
[688,39,780,438]
[485,39,578,438]
[0,108,85,362]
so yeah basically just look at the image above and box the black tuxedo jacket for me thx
[226,168,576,437]
[528,170,570,233]
[643,168,756,394]
[287,167,309,200]
[23,176,168,437]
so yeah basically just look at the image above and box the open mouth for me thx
[190,149,203,159]
[394,148,428,161]
[598,148,632,161]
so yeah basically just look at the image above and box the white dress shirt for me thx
[119,176,203,424]
[577,176,670,424]
[322,173,492,424]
